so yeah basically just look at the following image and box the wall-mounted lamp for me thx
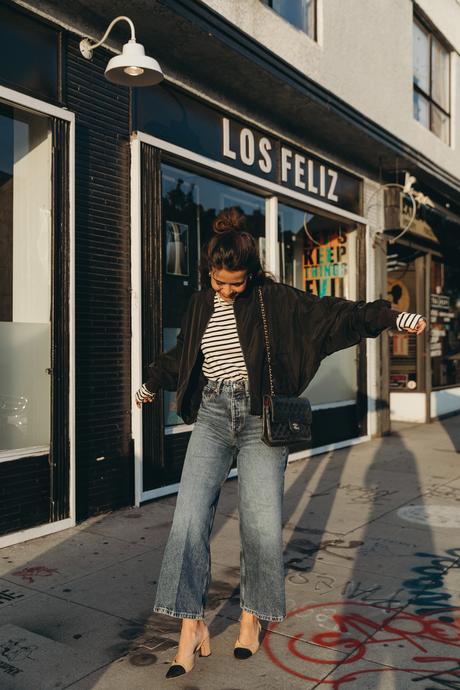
[79,15,164,87]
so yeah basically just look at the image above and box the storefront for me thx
[0,4,74,543]
[2,0,459,542]
[386,193,460,422]
[131,83,376,503]
[0,1,132,547]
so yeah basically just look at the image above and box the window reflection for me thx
[413,16,450,144]
[262,0,316,38]
[0,103,52,452]
[161,163,266,427]
[278,202,359,405]
[278,203,356,298]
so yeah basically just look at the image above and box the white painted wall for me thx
[202,0,460,180]
[431,387,460,418]
[390,391,426,422]
[392,387,460,421]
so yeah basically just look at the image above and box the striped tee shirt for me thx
[200,291,248,382]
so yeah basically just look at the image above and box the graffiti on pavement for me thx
[403,547,460,619]
[267,547,460,688]
[265,601,460,688]
[12,566,59,584]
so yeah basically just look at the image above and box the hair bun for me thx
[212,207,246,234]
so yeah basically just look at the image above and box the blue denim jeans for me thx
[153,378,289,622]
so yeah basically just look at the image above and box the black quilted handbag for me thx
[257,287,312,447]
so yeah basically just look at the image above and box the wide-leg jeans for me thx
[153,378,289,622]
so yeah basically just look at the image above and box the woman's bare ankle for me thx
[181,618,206,630]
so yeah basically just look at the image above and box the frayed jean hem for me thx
[153,605,205,620]
[241,604,285,622]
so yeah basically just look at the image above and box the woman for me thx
[135,207,426,679]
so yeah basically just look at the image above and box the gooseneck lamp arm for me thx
[80,16,136,59]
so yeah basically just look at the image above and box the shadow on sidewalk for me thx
[257,409,460,688]
[0,412,459,689]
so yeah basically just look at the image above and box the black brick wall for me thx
[0,456,50,536]
[66,36,134,519]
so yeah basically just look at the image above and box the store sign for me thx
[222,118,343,204]
[136,85,362,214]
[303,235,348,297]
[430,292,453,358]
[431,294,450,310]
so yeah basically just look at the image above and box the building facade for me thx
[0,0,459,546]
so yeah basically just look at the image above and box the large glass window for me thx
[161,163,266,428]
[262,0,316,39]
[387,244,425,391]
[413,17,450,144]
[0,102,52,452]
[278,203,359,405]
[430,259,460,388]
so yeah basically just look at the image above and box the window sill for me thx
[412,116,451,148]
[0,445,49,464]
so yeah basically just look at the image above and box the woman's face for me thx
[209,267,248,302]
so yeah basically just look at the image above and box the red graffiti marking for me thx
[264,601,460,688]
[12,566,59,584]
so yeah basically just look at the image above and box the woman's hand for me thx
[396,312,427,335]
[135,384,156,408]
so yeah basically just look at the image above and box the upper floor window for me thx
[413,16,450,144]
[262,0,316,39]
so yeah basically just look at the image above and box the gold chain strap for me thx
[257,286,275,398]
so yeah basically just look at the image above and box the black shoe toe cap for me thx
[234,647,252,659]
[166,664,186,678]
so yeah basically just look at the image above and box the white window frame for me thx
[413,14,451,145]
[0,85,76,546]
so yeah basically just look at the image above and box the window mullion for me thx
[429,32,433,133]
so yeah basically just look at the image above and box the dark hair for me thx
[199,207,275,288]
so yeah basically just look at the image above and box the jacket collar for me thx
[202,281,258,307]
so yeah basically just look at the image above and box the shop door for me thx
[140,147,266,493]
[387,245,428,393]
[0,101,70,534]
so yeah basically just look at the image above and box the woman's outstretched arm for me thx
[296,293,426,359]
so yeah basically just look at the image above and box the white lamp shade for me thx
[105,40,164,86]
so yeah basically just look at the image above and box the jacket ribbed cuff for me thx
[136,383,155,404]
[396,312,425,331]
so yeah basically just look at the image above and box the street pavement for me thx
[0,415,459,689]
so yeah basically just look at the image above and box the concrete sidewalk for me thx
[0,416,459,690]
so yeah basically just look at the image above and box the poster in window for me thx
[387,278,410,314]
[166,221,189,276]
[303,232,348,297]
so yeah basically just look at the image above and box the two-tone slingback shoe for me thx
[234,619,262,659]
[165,628,212,679]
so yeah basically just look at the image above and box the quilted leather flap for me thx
[265,395,312,424]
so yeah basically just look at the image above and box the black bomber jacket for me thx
[145,278,400,425]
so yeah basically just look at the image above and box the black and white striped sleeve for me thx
[396,312,426,331]
[135,383,155,404]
